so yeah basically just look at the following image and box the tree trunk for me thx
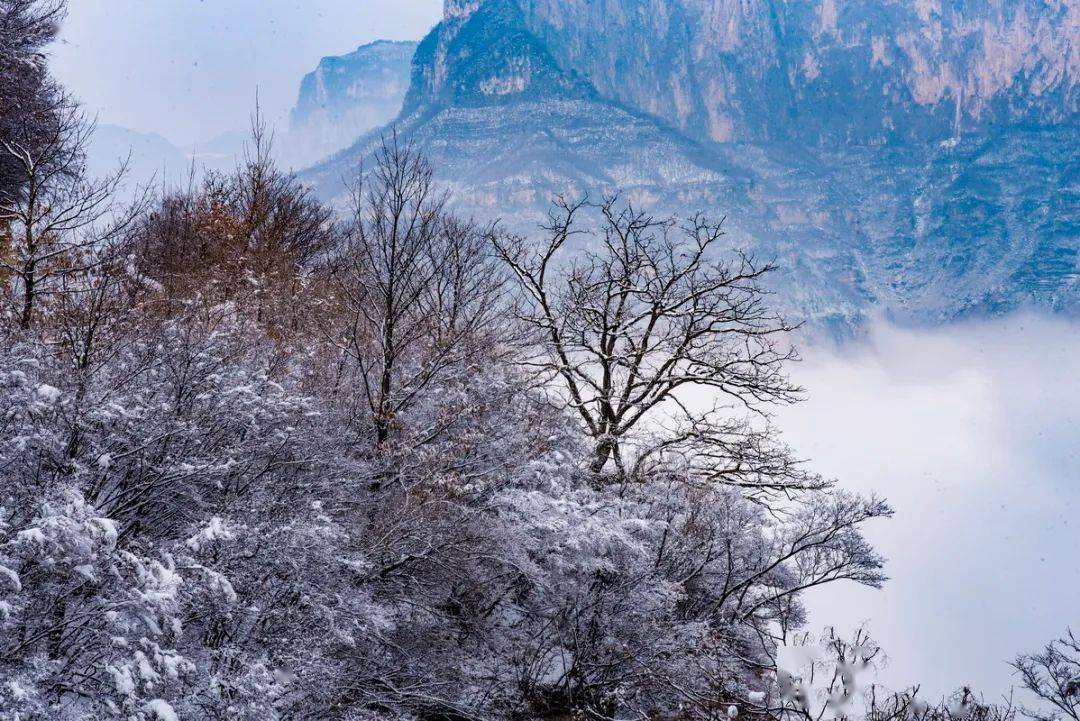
[375,365,393,446]
[19,263,35,329]
[590,439,614,474]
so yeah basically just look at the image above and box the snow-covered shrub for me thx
[0,113,894,721]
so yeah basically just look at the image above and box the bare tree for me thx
[1014,631,1080,721]
[0,98,142,328]
[232,107,335,269]
[329,133,506,447]
[858,683,1016,721]
[495,196,817,494]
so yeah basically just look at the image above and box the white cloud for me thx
[780,313,1079,700]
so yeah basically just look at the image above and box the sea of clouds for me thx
[781,312,1079,701]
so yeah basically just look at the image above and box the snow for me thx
[203,568,237,603]
[156,649,192,680]
[90,517,119,547]
[146,699,179,721]
[748,691,766,704]
[537,647,574,686]
[16,528,45,545]
[185,517,234,552]
[35,384,61,402]
[108,665,136,696]
[136,651,161,684]
[0,565,21,592]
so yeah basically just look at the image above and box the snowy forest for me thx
[1,2,1077,720]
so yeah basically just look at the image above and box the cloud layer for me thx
[780,313,1079,700]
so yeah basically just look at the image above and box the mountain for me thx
[508,0,1077,146]
[88,125,252,193]
[303,0,1079,330]
[88,40,417,191]
[88,125,190,190]
[190,130,248,168]
[283,40,417,168]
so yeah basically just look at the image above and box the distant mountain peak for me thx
[403,0,589,116]
[444,0,483,20]
[284,38,418,168]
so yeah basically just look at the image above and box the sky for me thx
[781,314,1080,701]
[50,0,442,146]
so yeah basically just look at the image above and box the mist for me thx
[50,0,442,145]
[781,313,1080,701]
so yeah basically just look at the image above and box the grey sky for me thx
[51,0,442,146]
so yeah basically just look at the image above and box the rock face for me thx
[512,0,1078,145]
[285,40,416,167]
[304,0,1079,330]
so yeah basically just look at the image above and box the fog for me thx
[780,313,1079,701]
[51,0,442,145]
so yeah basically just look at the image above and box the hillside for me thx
[303,0,1079,329]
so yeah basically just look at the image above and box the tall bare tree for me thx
[495,197,819,495]
[0,99,141,329]
[329,133,506,447]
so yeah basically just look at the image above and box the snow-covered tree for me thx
[0,69,894,718]
[0,0,65,203]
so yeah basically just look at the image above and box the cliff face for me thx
[475,0,1079,144]
[304,0,1079,330]
[401,0,588,115]
[285,40,417,167]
